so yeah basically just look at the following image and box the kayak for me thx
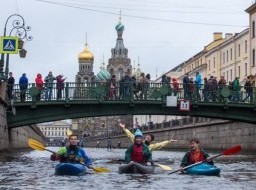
[55,162,86,176]
[119,162,154,174]
[186,163,220,176]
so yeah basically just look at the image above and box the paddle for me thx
[168,145,241,175]
[154,163,172,171]
[27,138,110,173]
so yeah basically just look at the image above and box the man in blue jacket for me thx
[50,134,93,168]
[19,73,28,102]
[195,72,202,100]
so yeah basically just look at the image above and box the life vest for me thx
[64,147,84,163]
[189,150,205,164]
[131,144,144,163]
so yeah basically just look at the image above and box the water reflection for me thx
[0,148,255,190]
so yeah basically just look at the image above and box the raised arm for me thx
[119,123,135,142]
[149,139,177,151]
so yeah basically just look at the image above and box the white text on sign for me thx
[179,100,190,111]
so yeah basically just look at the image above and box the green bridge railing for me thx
[9,82,255,104]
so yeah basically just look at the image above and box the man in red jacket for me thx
[180,138,213,169]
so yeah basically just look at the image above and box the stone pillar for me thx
[0,81,9,150]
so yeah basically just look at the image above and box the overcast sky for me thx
[0,0,253,82]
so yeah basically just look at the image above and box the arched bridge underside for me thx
[8,100,256,128]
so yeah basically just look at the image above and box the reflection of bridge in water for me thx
[7,82,256,128]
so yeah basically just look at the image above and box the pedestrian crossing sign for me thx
[0,36,18,54]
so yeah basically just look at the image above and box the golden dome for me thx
[78,44,94,62]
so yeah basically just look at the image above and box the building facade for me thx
[136,3,256,127]
[246,3,256,85]
[38,120,71,142]
[178,3,255,86]
[205,30,249,85]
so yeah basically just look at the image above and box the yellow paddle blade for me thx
[155,163,172,171]
[28,138,46,151]
[93,167,111,173]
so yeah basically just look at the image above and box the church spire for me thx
[119,10,122,22]
[112,13,127,59]
[85,32,88,47]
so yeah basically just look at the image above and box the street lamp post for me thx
[0,14,32,80]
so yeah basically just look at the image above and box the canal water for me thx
[0,147,255,190]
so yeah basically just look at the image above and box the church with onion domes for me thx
[76,42,96,82]
[107,16,132,80]
[76,15,140,83]
[72,16,134,136]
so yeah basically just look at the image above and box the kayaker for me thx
[50,134,93,169]
[125,129,153,166]
[180,138,213,170]
[119,123,177,151]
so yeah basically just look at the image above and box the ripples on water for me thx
[0,148,255,190]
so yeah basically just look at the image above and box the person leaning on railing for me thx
[19,73,28,102]
[243,76,253,103]
[35,73,44,101]
[119,123,177,152]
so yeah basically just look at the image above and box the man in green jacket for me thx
[125,129,153,166]
[120,123,177,152]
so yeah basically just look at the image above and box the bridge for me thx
[7,82,256,128]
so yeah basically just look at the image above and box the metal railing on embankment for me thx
[82,117,230,142]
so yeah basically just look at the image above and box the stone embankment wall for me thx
[0,82,9,150]
[9,125,45,149]
[83,120,256,151]
[0,82,44,151]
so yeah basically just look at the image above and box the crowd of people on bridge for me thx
[6,71,254,103]
[7,71,66,101]
[182,72,254,103]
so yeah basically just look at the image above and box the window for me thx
[230,48,233,60]
[253,49,255,67]
[213,57,215,68]
[238,66,240,78]
[196,60,198,67]
[245,63,248,76]
[238,44,241,57]
[226,71,228,82]
[245,40,248,53]
[223,72,225,78]
[227,50,229,62]
[223,52,225,64]
[230,69,232,80]
[253,21,255,38]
